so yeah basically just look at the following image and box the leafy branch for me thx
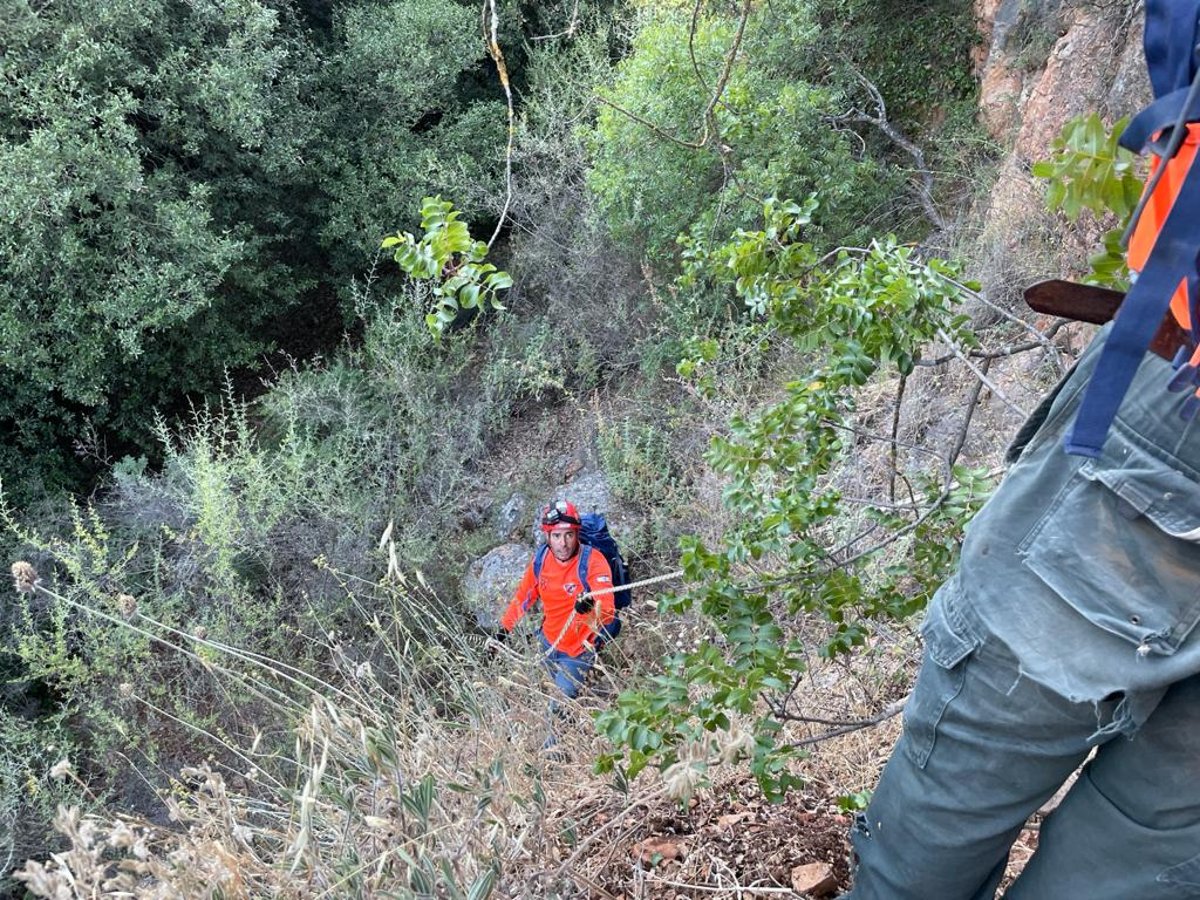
[598,198,993,798]
[383,196,513,337]
[1031,113,1143,287]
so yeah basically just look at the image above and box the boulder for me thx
[560,471,610,515]
[519,473,615,542]
[495,492,527,541]
[462,543,531,630]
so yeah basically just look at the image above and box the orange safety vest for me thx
[1127,122,1200,367]
[501,549,615,657]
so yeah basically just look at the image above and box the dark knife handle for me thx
[1023,279,1125,325]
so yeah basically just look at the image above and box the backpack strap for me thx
[1144,0,1200,99]
[1065,156,1200,455]
[577,544,593,595]
[1065,4,1200,455]
[1120,1,1200,158]
[533,543,550,581]
[1120,90,1200,156]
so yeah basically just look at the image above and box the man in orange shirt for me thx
[496,500,620,701]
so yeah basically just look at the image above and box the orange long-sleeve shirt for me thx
[501,547,615,657]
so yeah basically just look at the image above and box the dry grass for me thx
[9,551,921,900]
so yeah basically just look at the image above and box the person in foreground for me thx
[844,5,1200,896]
[843,331,1200,898]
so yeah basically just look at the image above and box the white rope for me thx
[580,568,686,601]
[544,568,686,654]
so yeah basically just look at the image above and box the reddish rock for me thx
[633,836,686,866]
[791,861,838,897]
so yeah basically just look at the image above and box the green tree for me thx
[588,1,895,260]
[598,199,991,797]
[313,0,508,272]
[587,0,983,265]
[0,0,516,498]
[0,0,318,491]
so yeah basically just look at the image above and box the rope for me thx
[580,568,686,600]
[543,568,686,655]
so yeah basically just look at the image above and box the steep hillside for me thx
[1,1,1154,896]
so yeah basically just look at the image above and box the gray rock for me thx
[496,492,526,540]
[462,543,532,630]
[524,473,613,542]
[561,471,610,515]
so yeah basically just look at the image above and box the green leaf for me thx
[467,868,497,900]
[459,283,480,309]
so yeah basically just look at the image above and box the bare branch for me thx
[593,94,707,150]
[947,356,988,469]
[926,269,1065,367]
[483,0,514,249]
[915,319,1070,367]
[826,70,945,232]
[935,327,1028,417]
[699,0,753,144]
[529,0,580,41]
[784,694,909,749]
[889,372,906,503]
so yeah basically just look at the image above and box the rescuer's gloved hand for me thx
[574,595,594,615]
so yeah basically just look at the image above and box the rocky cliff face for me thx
[973,0,1149,282]
[975,0,1146,153]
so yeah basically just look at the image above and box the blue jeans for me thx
[846,328,1200,899]
[540,618,621,700]
[539,619,621,750]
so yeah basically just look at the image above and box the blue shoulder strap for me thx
[1145,0,1200,98]
[1066,160,1200,456]
[1065,1,1200,456]
[577,544,593,594]
[533,543,549,581]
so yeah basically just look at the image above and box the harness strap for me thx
[1120,89,1200,158]
[1065,148,1200,456]
[532,543,549,581]
[577,544,593,595]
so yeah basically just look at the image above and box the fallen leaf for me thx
[716,812,752,828]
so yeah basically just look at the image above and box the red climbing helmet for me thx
[540,499,581,532]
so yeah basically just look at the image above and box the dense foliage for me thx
[0,0,508,496]
[598,199,993,795]
[1,0,1001,885]
[589,0,891,260]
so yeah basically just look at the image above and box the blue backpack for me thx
[533,512,632,610]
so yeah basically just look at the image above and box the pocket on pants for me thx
[904,593,979,769]
[1017,426,1200,654]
